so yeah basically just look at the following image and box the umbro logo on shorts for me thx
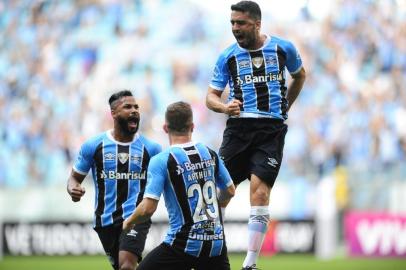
[267,157,278,167]
[127,229,138,237]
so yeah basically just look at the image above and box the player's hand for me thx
[122,218,133,233]
[67,183,86,202]
[225,99,242,116]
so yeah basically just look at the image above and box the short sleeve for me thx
[144,155,166,201]
[73,141,95,175]
[284,41,303,75]
[209,54,230,91]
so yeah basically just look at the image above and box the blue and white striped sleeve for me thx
[209,53,230,91]
[73,140,95,175]
[144,154,166,201]
[284,40,303,75]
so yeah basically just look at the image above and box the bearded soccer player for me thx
[206,1,306,269]
[67,90,161,270]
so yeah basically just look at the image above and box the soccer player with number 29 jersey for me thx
[206,1,306,269]
[67,90,161,270]
[123,101,235,270]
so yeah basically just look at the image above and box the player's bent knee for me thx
[119,263,136,270]
[119,259,137,270]
[251,190,270,205]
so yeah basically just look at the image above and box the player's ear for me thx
[163,123,169,134]
[255,20,261,30]
[111,109,116,118]
[190,123,194,133]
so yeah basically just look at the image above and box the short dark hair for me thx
[109,90,133,108]
[165,101,193,134]
[231,1,261,21]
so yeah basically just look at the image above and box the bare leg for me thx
[119,250,138,270]
[250,175,271,206]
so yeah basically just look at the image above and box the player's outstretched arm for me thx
[67,170,86,202]
[123,198,158,232]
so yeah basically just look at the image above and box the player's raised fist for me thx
[67,184,85,202]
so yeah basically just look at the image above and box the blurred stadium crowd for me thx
[0,0,405,212]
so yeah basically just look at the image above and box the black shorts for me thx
[94,220,151,270]
[219,118,288,187]
[137,242,230,270]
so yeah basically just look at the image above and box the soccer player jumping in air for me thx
[206,1,306,269]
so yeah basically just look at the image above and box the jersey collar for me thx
[106,129,140,145]
[237,34,271,52]
[171,141,196,148]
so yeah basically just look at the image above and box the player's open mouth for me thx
[234,33,244,42]
[128,121,137,128]
[128,117,138,128]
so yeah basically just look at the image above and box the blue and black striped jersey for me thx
[73,130,161,228]
[144,142,233,257]
[210,35,303,120]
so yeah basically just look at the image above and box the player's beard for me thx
[234,30,257,49]
[117,115,139,135]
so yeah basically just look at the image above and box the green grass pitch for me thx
[0,254,405,270]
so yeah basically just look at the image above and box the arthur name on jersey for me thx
[100,170,146,180]
[187,169,213,182]
[236,70,284,86]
